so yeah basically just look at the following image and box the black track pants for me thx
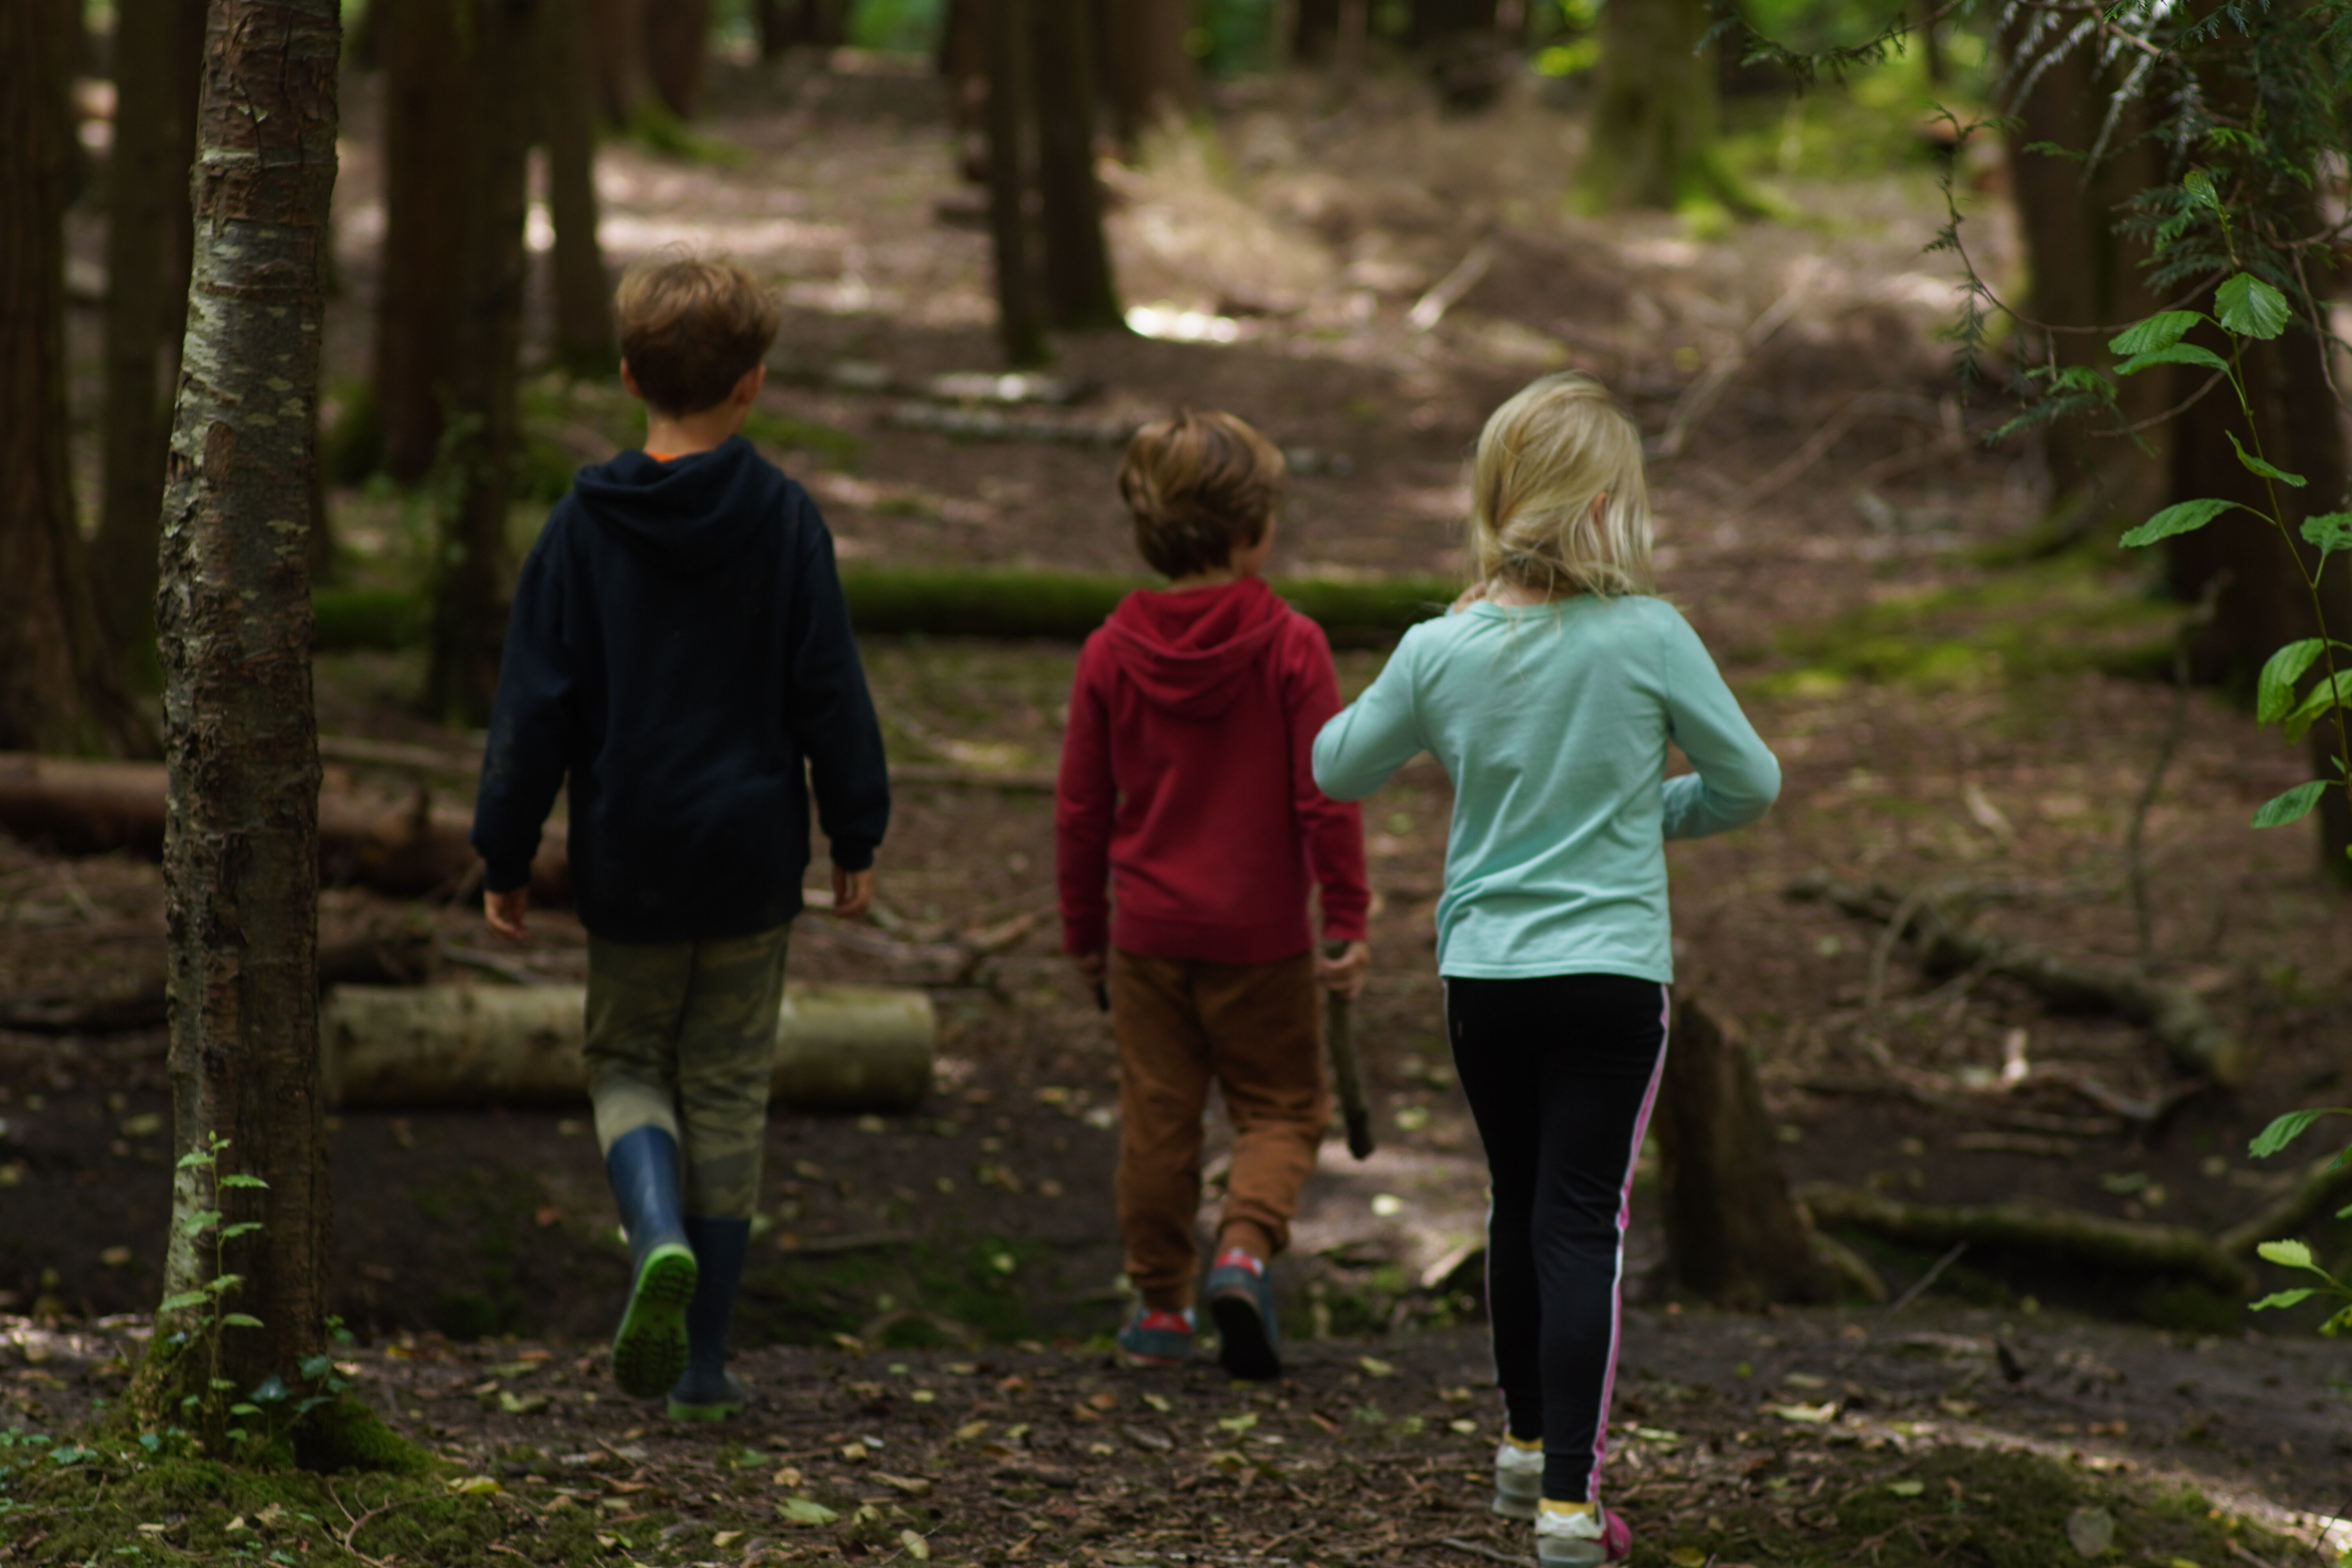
[1446,973,1668,1505]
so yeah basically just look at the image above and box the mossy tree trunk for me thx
[0,0,147,758]
[644,0,710,120]
[1572,0,1740,212]
[94,0,207,666]
[1032,0,1122,332]
[143,0,338,1434]
[543,0,617,378]
[983,0,1048,367]
[425,0,541,727]
[585,0,649,124]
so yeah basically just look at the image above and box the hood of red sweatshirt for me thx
[1099,576,1289,720]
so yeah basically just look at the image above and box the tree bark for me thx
[1409,0,1498,45]
[96,0,207,662]
[983,0,1048,367]
[1100,0,1198,145]
[584,0,650,125]
[2000,25,2170,546]
[643,0,711,121]
[1651,998,1842,1307]
[1031,0,1122,332]
[143,0,339,1434]
[543,0,617,378]
[0,0,147,758]
[1572,0,1739,212]
[426,0,542,727]
[374,0,470,481]
[944,0,989,183]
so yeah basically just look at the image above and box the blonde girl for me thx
[1311,372,1780,1568]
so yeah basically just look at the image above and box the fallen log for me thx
[1795,1182,2253,1296]
[321,982,935,1111]
[1787,873,2247,1086]
[0,929,436,1035]
[1653,998,1851,1306]
[0,752,567,902]
[2216,1151,2352,1258]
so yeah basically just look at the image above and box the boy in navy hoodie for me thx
[1056,410,1370,1380]
[472,256,889,1419]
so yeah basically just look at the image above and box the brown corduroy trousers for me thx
[1111,947,1329,1310]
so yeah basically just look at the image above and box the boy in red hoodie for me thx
[1056,410,1371,1381]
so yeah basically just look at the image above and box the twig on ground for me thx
[1440,1538,1537,1568]
[1654,265,1821,459]
[1886,1241,1969,1315]
[1406,238,1497,334]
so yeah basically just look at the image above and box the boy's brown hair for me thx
[1117,410,1285,579]
[615,255,781,415]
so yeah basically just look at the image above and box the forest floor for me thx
[9,46,2352,1568]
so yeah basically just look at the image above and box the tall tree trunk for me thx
[543,0,617,377]
[805,0,848,48]
[1101,0,1197,145]
[374,0,470,481]
[585,0,650,124]
[755,0,794,57]
[945,0,988,183]
[95,0,207,664]
[644,0,711,120]
[984,0,1047,367]
[142,0,338,1433]
[2000,24,2169,544]
[425,0,540,726]
[1032,0,1121,332]
[1292,0,1341,62]
[1572,0,1740,212]
[1408,0,1497,45]
[0,0,146,757]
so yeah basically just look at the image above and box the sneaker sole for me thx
[612,1243,697,1400]
[1493,1490,1539,1521]
[665,1396,744,1421]
[1208,1289,1281,1381]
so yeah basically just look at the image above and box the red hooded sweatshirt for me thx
[1056,576,1369,964]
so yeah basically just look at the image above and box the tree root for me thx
[1795,1183,2254,1296]
[1787,872,2247,1086]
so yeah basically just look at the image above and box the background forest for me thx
[2,0,2351,1565]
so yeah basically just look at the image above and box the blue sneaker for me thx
[1205,1249,1281,1381]
[1117,1305,1195,1367]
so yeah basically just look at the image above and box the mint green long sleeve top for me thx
[1310,595,1780,982]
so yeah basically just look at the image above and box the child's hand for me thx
[1069,949,1107,987]
[1316,940,1370,999]
[485,887,530,942]
[832,866,876,920]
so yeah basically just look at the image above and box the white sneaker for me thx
[1492,1439,1543,1520]
[1535,1504,1632,1567]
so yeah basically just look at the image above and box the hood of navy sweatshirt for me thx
[1099,576,1289,721]
[569,435,780,577]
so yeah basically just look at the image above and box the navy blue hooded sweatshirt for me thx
[470,437,889,943]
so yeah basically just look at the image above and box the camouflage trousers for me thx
[584,924,789,1220]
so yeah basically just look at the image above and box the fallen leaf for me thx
[875,1472,933,1498]
[1087,1388,1118,1410]
[839,1441,869,1463]
[952,1420,990,1443]
[98,1247,132,1269]
[771,1466,803,1487]
[1370,1194,1404,1217]
[1217,1412,1259,1434]
[1669,1549,1708,1568]
[2066,1505,2115,1559]
[445,1475,502,1495]
[1770,1402,1837,1424]
[713,1531,742,1548]
[497,1391,549,1416]
[1142,1393,1171,1413]
[901,1528,931,1561]
[1887,1481,1924,1497]
[777,1497,839,1526]
[1358,1356,1396,1377]
[1123,1425,1173,1453]
[1448,1419,1478,1435]
[533,1205,562,1227]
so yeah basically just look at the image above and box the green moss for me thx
[1662,1445,2301,1568]
[740,407,866,468]
[740,1235,1053,1347]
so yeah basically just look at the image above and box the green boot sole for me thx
[611,1243,697,1399]
[665,1387,747,1422]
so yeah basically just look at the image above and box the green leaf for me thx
[176,1151,214,1171]
[229,1404,261,1417]
[2258,1238,2318,1270]
[2251,1288,2317,1310]
[158,1292,210,1314]
[178,1209,223,1237]
[2116,342,2230,377]
[299,1355,334,1381]
[2322,1304,2352,1337]
[2120,499,2238,548]
[2259,639,2328,724]
[2184,169,2219,209]
[218,1174,269,1190]
[2283,671,2352,744]
[2107,310,2205,356]
[2227,430,2305,486]
[2254,781,2330,828]
[2301,512,2352,558]
[777,1497,839,1526]
[2216,272,2292,340]
[220,1223,262,1240]
[2250,1107,2347,1157]
[204,1273,243,1296]
[220,1314,264,1330]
